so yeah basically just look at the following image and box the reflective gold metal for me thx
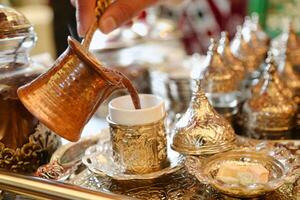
[250,13,269,45]
[0,169,128,200]
[0,124,60,173]
[201,38,238,93]
[285,22,300,67]
[242,53,297,133]
[171,81,236,155]
[242,15,268,62]
[281,23,300,100]
[108,117,168,174]
[218,31,246,83]
[231,26,260,74]
[55,135,300,199]
[282,57,300,100]
[192,149,291,198]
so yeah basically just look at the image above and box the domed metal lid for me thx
[201,38,238,93]
[218,31,246,83]
[231,26,259,74]
[171,82,236,155]
[242,53,297,132]
[0,5,32,39]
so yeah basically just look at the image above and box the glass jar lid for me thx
[0,5,32,39]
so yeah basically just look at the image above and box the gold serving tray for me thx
[1,122,299,200]
[50,125,300,200]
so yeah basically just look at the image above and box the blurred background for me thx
[0,0,299,59]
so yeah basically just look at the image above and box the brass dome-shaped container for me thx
[218,31,246,83]
[242,53,297,134]
[201,39,238,93]
[242,14,268,62]
[250,13,269,45]
[281,57,300,102]
[281,49,300,126]
[171,81,236,155]
[231,26,259,74]
[285,22,300,67]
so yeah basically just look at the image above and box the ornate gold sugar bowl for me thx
[201,38,241,121]
[0,5,60,173]
[242,53,297,139]
[171,79,236,155]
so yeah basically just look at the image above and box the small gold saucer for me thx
[190,147,294,198]
[82,129,184,180]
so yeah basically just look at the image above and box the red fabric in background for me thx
[180,0,247,55]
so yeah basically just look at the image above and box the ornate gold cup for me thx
[107,94,168,174]
[108,117,168,174]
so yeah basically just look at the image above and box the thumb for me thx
[76,0,96,37]
[98,0,157,34]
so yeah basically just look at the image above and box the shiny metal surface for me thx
[218,31,246,83]
[35,134,102,180]
[107,117,168,175]
[0,5,59,173]
[281,23,300,101]
[17,37,140,142]
[201,39,238,93]
[0,169,129,200]
[192,149,290,198]
[242,16,268,63]
[285,22,300,68]
[0,123,60,174]
[67,136,300,199]
[242,53,297,135]
[82,129,184,180]
[282,57,300,100]
[249,13,269,45]
[17,0,141,142]
[231,26,260,74]
[171,81,236,155]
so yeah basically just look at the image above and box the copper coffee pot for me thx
[17,0,140,142]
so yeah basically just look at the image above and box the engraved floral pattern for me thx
[172,82,236,155]
[242,54,297,135]
[0,123,60,173]
[109,118,167,174]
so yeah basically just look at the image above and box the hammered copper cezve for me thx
[17,37,135,142]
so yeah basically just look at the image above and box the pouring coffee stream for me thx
[17,0,141,142]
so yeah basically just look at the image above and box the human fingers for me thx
[75,0,96,36]
[98,0,157,34]
[70,0,76,7]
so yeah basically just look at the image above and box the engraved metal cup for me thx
[107,94,168,174]
[17,37,124,142]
